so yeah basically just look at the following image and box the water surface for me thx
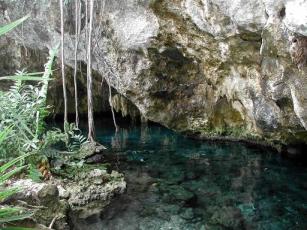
[82,119,307,230]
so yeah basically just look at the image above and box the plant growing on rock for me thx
[0,153,34,228]
[0,16,38,229]
[0,47,58,157]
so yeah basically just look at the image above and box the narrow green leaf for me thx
[2,227,34,230]
[0,166,27,184]
[0,76,52,81]
[0,207,23,217]
[0,15,30,37]
[13,115,35,138]
[28,165,42,183]
[0,208,33,223]
[0,153,32,173]
[0,126,14,145]
[0,187,20,201]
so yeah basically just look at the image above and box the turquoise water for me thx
[91,120,306,230]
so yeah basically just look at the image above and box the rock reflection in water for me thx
[74,120,307,230]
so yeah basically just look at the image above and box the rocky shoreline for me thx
[6,166,126,229]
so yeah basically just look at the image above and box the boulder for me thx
[8,168,126,230]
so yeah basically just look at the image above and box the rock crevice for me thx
[1,0,307,147]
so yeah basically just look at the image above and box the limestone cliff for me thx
[1,0,307,148]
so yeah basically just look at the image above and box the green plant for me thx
[0,126,13,146]
[0,47,58,158]
[0,15,29,37]
[28,165,42,183]
[0,70,46,81]
[0,153,33,228]
[37,124,87,162]
[0,15,63,229]
[0,15,35,229]
[65,123,87,152]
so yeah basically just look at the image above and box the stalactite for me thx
[111,94,140,122]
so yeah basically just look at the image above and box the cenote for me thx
[2,2,307,229]
[71,118,307,230]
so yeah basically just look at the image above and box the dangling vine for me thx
[60,0,68,127]
[86,0,95,142]
[73,0,81,128]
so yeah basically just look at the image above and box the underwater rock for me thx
[160,184,195,203]
[209,206,244,229]
[179,208,194,220]
[125,171,156,193]
[163,168,185,184]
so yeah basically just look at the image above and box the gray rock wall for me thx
[1,0,307,147]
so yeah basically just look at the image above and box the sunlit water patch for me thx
[75,119,307,230]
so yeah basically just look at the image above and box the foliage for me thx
[0,14,84,229]
[0,48,57,158]
[0,153,33,228]
[41,128,67,150]
[0,71,47,81]
[0,15,29,37]
[0,126,13,147]
[0,81,41,155]
[65,123,87,152]
[0,13,87,157]
[40,123,87,157]
[0,15,36,229]
[28,165,42,183]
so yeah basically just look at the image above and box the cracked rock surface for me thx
[1,0,307,146]
[9,169,126,230]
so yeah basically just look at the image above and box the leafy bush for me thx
[0,14,87,160]
[39,123,87,159]
[0,12,87,229]
[0,49,57,158]
[0,15,36,229]
[65,123,87,152]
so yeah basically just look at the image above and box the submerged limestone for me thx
[87,124,307,229]
[1,0,307,148]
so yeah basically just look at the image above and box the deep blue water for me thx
[87,119,306,230]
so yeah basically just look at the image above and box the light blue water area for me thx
[91,119,306,230]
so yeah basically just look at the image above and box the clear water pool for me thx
[80,119,307,230]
